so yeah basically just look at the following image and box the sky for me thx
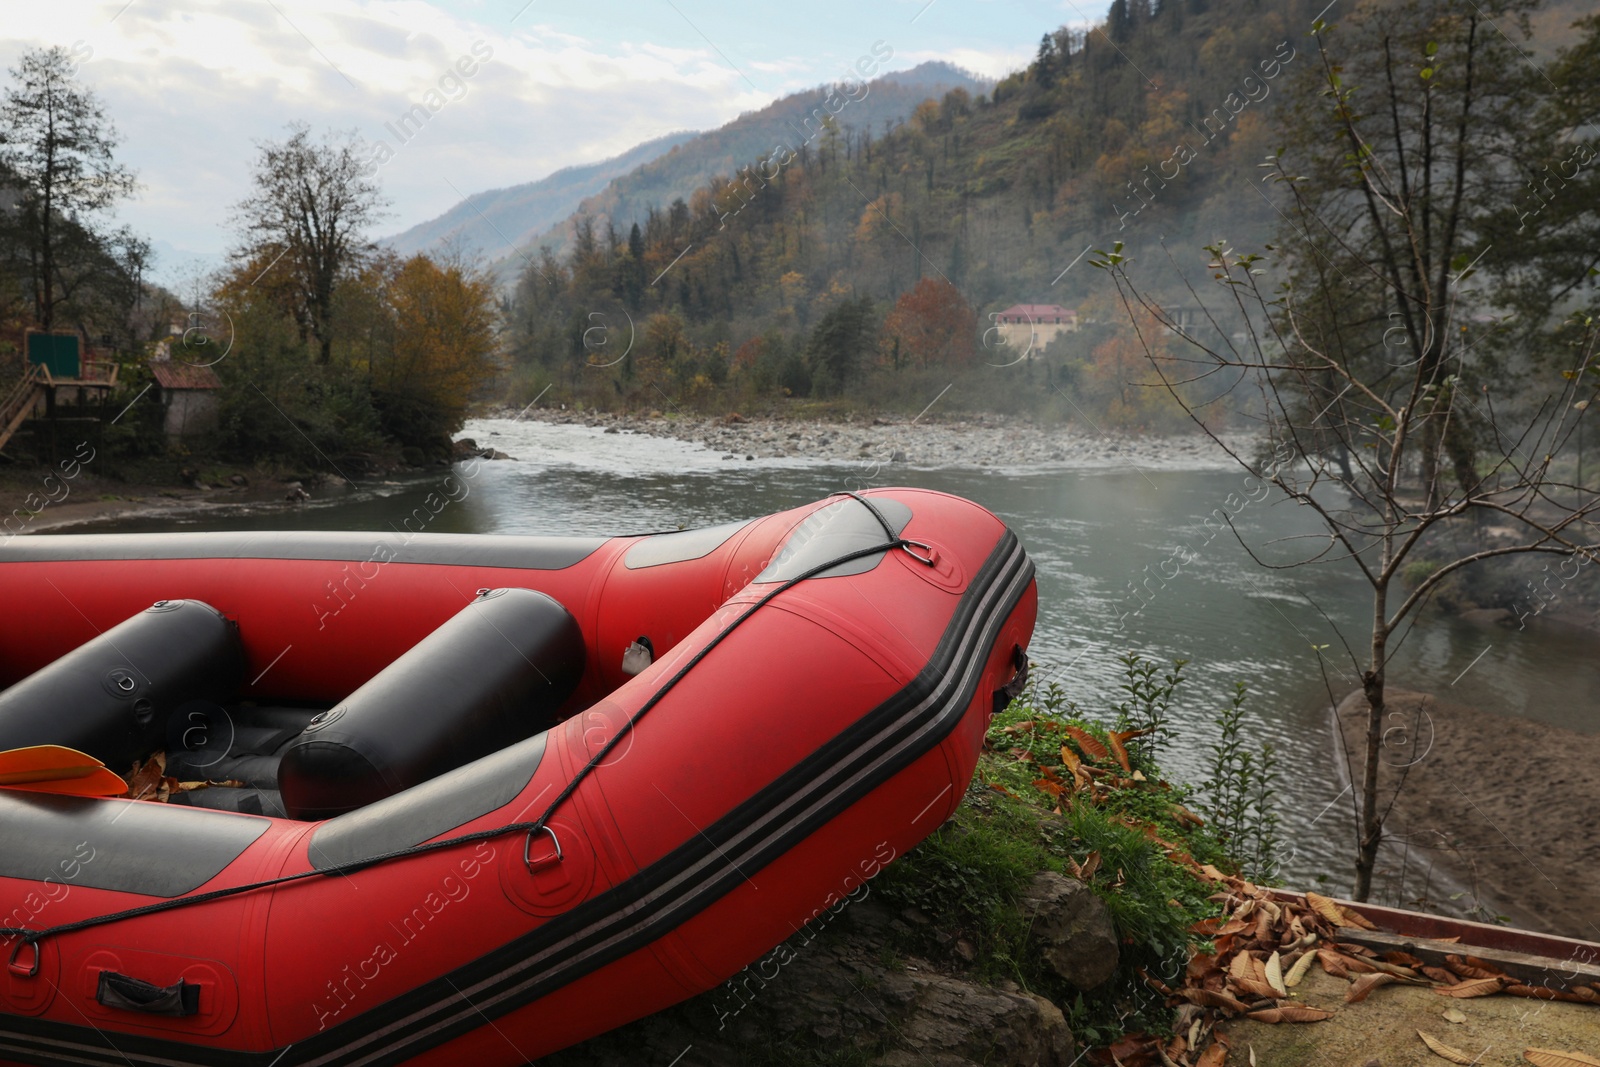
[0,0,1073,287]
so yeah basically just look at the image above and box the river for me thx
[86,416,1600,899]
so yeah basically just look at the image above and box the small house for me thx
[148,360,222,437]
[992,304,1078,356]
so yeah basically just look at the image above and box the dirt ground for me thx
[0,463,343,534]
[1336,688,1600,940]
[1225,964,1600,1066]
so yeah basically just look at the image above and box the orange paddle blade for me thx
[0,745,129,796]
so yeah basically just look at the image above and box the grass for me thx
[873,664,1241,1049]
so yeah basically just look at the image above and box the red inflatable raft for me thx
[0,489,1035,1067]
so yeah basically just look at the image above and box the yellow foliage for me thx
[368,255,497,419]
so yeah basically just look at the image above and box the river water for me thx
[88,416,1600,897]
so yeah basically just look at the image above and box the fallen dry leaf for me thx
[1504,985,1595,1004]
[1245,1004,1335,1024]
[1065,724,1109,761]
[1285,950,1317,988]
[1366,958,1427,981]
[1196,1045,1227,1067]
[1231,977,1283,1000]
[1446,954,1507,980]
[123,754,169,800]
[1265,952,1287,997]
[1318,950,1355,980]
[1305,892,1348,926]
[1524,1051,1600,1067]
[1442,1007,1467,1024]
[176,777,244,793]
[1101,1032,1158,1065]
[1434,977,1505,998]
[1319,949,1378,976]
[1418,1030,1478,1064]
[1106,730,1132,772]
[1178,987,1253,1015]
[1347,972,1398,1003]
[1059,744,1080,772]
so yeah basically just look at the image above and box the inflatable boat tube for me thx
[0,599,242,770]
[279,587,585,820]
[0,489,1036,1067]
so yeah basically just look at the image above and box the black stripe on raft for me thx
[0,532,1032,1067]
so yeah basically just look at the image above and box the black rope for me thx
[1,512,924,957]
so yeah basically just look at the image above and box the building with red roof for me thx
[147,359,222,437]
[991,303,1078,357]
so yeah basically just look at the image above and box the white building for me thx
[993,304,1078,356]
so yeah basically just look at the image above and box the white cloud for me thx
[2,0,1042,276]
[0,0,776,262]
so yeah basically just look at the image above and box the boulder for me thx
[872,976,1075,1067]
[1018,871,1120,991]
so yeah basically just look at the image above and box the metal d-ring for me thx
[524,825,563,872]
[7,937,40,979]
[899,539,937,566]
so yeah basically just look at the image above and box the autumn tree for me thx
[230,123,387,364]
[881,277,976,370]
[1081,305,1184,430]
[364,255,498,452]
[0,45,140,333]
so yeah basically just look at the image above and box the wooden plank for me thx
[1271,889,1600,991]
[1335,926,1600,993]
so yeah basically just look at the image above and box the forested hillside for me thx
[510,61,987,269]
[503,0,1329,425]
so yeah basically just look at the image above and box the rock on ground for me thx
[540,885,1109,1066]
[1019,871,1120,991]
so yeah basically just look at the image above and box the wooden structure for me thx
[0,330,120,455]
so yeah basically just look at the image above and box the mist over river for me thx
[85,415,1600,900]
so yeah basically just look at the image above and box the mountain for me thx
[378,131,699,263]
[877,61,989,91]
[504,61,990,277]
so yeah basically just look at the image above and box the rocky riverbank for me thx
[481,405,1256,471]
